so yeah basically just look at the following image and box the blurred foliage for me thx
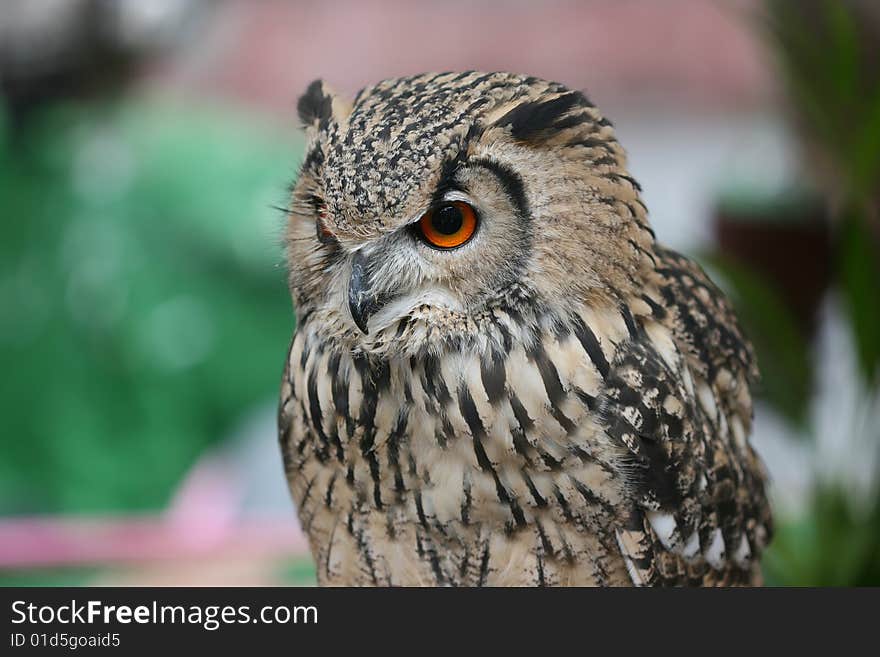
[838,210,880,386]
[719,0,880,586]
[0,559,317,587]
[276,557,318,586]
[0,100,301,514]
[764,485,880,586]
[764,0,880,196]
[764,0,880,384]
[0,567,100,587]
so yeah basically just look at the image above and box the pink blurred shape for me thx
[0,456,308,569]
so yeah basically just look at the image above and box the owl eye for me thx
[417,201,478,249]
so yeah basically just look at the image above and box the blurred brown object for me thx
[715,197,832,338]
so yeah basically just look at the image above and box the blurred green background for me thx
[1,0,878,586]
[1,103,300,514]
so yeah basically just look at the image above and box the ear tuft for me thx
[297,79,335,130]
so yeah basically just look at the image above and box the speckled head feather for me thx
[280,72,771,587]
[298,72,616,238]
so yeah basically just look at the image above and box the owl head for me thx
[285,72,654,356]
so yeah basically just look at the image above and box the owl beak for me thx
[348,250,381,334]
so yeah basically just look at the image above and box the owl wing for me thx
[601,247,772,586]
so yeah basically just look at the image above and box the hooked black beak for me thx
[348,250,383,334]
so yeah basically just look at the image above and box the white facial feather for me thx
[366,287,464,334]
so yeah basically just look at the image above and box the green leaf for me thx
[837,210,880,385]
[852,87,880,195]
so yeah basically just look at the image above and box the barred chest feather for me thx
[279,275,770,586]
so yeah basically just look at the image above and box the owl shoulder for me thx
[592,246,771,584]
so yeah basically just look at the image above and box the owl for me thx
[278,72,772,586]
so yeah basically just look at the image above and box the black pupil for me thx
[431,204,463,235]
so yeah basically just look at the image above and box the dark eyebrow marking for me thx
[430,155,468,208]
[467,157,529,220]
[493,91,592,143]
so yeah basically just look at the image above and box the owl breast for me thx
[280,299,657,586]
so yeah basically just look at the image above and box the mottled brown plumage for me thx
[279,72,772,586]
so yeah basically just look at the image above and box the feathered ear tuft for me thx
[296,79,350,132]
[297,79,332,128]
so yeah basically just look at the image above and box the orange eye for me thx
[417,201,478,249]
